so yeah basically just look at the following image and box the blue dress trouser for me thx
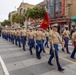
[17,36,21,47]
[6,34,8,40]
[71,46,76,58]
[48,44,62,70]
[10,35,12,42]
[21,36,26,50]
[12,35,15,44]
[29,39,34,54]
[14,36,17,45]
[64,37,69,52]
[8,34,10,41]
[45,37,49,47]
[42,40,45,52]
[36,40,44,58]
[42,40,44,44]
[50,44,52,54]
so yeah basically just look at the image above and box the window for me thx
[50,0,54,4]
[20,8,24,15]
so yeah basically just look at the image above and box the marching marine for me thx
[48,23,65,71]
[27,27,35,55]
[45,30,49,48]
[35,27,44,59]
[41,29,46,53]
[71,28,76,59]
[62,25,70,54]
[21,26,27,51]
[16,27,21,47]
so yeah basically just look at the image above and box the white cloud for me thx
[0,0,44,22]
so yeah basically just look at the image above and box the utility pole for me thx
[46,0,48,12]
[67,3,72,30]
[15,6,16,11]
[54,0,56,19]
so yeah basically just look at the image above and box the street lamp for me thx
[67,3,72,30]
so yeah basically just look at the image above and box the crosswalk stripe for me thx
[0,56,10,75]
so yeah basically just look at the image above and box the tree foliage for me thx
[25,7,46,19]
[1,20,11,26]
[12,13,25,24]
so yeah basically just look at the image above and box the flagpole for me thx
[15,6,16,11]
[22,0,24,2]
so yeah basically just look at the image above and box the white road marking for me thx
[0,56,10,75]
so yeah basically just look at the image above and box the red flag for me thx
[40,12,50,30]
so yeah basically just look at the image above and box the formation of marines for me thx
[1,23,76,72]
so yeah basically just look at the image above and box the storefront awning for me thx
[71,16,76,21]
[50,18,68,24]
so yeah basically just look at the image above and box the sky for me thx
[0,0,44,22]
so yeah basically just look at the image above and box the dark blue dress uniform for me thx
[36,29,44,59]
[11,30,15,44]
[10,30,13,43]
[71,31,76,59]
[14,29,17,45]
[45,31,49,48]
[48,24,65,71]
[6,30,9,40]
[62,27,70,54]
[4,29,8,40]
[16,29,21,47]
[28,29,35,55]
[8,30,11,42]
[21,29,27,51]
[42,31,46,53]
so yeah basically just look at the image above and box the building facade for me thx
[8,2,35,27]
[45,0,65,18]
[8,11,17,20]
[8,11,18,26]
[44,0,76,31]
[65,0,76,18]
[37,1,46,9]
[44,0,76,19]
[17,2,35,15]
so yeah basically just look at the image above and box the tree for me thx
[12,13,25,25]
[1,20,11,26]
[25,7,46,19]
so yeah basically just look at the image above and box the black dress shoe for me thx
[47,46,49,48]
[19,46,21,48]
[30,52,33,55]
[31,53,33,55]
[62,48,65,52]
[67,52,70,54]
[58,68,65,71]
[23,49,26,51]
[48,62,53,66]
[71,57,75,59]
[37,56,41,59]
[43,50,46,53]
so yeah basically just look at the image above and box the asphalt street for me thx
[0,63,4,75]
[0,37,76,75]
